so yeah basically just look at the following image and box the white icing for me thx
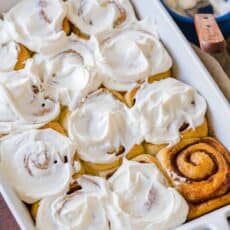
[27,37,101,111]
[66,0,136,36]
[0,129,76,203]
[36,175,112,230]
[108,159,188,230]
[164,0,230,16]
[94,19,172,91]
[0,41,19,72]
[35,159,188,229]
[68,90,141,164]
[5,0,68,54]
[73,161,82,173]
[0,70,60,134]
[131,78,207,145]
[0,20,21,72]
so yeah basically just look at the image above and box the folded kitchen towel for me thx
[192,44,230,102]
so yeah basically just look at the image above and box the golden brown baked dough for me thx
[42,121,66,136]
[31,202,40,221]
[157,137,230,220]
[71,24,90,40]
[83,144,145,177]
[14,44,31,70]
[62,18,71,35]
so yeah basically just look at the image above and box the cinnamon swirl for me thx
[157,137,230,219]
[0,128,77,203]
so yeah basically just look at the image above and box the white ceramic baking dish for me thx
[0,0,229,229]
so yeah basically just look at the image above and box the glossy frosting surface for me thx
[94,19,172,91]
[66,0,136,36]
[5,0,68,53]
[131,78,207,145]
[68,90,141,163]
[0,129,76,203]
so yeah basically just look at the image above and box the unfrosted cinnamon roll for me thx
[94,19,172,92]
[27,36,101,111]
[35,175,113,230]
[108,157,189,229]
[0,128,77,203]
[157,137,230,219]
[66,0,136,39]
[5,0,70,54]
[0,70,60,134]
[130,78,207,155]
[66,89,142,175]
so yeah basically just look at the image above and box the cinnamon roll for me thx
[130,78,207,155]
[66,0,136,38]
[0,70,60,134]
[157,137,230,219]
[108,157,189,229]
[0,20,31,71]
[67,89,142,175]
[0,128,77,203]
[27,36,101,111]
[35,175,113,229]
[94,19,172,91]
[5,0,70,54]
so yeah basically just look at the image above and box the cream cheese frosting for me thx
[27,36,101,111]
[36,175,112,230]
[131,78,207,145]
[68,90,141,164]
[164,0,230,16]
[0,128,76,203]
[94,19,172,91]
[4,0,68,54]
[66,0,136,37]
[108,159,188,230]
[0,70,60,134]
[0,20,21,72]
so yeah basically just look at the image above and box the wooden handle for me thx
[194,14,226,53]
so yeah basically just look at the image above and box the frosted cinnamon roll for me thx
[67,89,142,175]
[108,157,189,229]
[36,175,112,229]
[130,78,207,155]
[5,0,70,54]
[27,36,101,111]
[0,70,60,134]
[157,137,230,219]
[94,19,172,91]
[0,128,77,203]
[0,20,31,71]
[66,0,136,39]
